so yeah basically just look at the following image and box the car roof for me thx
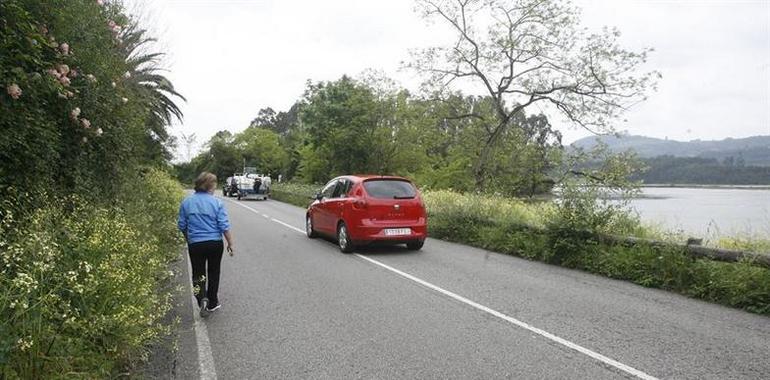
[341,174,412,182]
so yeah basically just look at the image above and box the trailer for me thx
[234,167,271,201]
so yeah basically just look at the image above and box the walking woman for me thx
[178,172,235,317]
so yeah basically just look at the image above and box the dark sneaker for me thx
[199,298,210,318]
[207,303,222,313]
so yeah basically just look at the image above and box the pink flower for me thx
[59,43,70,55]
[97,0,104,5]
[47,69,61,79]
[65,91,74,98]
[57,64,70,75]
[70,107,81,120]
[69,69,78,78]
[86,74,97,83]
[95,128,103,136]
[80,118,91,129]
[108,20,121,35]
[59,76,71,86]
[6,84,22,100]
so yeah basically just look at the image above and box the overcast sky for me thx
[125,0,770,161]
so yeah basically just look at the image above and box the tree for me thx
[121,23,186,162]
[206,131,242,179]
[299,76,393,179]
[179,132,197,162]
[249,107,277,129]
[249,104,301,136]
[234,127,289,176]
[487,113,562,196]
[408,0,659,190]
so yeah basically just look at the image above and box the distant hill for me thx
[570,135,770,166]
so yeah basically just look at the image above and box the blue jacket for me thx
[178,192,231,244]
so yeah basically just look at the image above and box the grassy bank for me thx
[271,182,770,315]
[0,169,185,378]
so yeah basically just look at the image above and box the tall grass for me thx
[422,189,550,228]
[0,169,184,378]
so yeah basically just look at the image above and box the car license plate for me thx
[384,228,411,236]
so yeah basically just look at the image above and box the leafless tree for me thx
[179,132,197,162]
[407,0,660,189]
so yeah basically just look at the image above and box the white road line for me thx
[270,218,305,234]
[353,254,658,380]
[183,247,218,380]
[224,198,658,380]
[224,198,306,234]
[226,198,265,216]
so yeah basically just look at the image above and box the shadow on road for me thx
[314,236,423,256]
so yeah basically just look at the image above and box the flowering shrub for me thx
[0,169,184,378]
[1,1,185,377]
[1,0,183,204]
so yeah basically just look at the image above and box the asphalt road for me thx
[172,197,770,380]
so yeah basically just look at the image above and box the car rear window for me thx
[363,179,417,199]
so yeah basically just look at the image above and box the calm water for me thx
[629,187,770,238]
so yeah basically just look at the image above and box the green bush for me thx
[1,1,186,377]
[1,0,183,205]
[270,182,318,208]
[0,169,184,378]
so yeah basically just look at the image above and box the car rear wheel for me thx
[337,222,354,253]
[306,215,317,239]
[406,240,424,251]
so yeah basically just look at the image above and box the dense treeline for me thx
[573,135,770,167]
[635,156,770,185]
[177,75,565,197]
[1,1,185,377]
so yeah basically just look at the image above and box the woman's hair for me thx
[194,172,217,192]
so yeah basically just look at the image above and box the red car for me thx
[305,175,428,253]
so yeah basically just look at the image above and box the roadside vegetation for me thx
[1,1,184,377]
